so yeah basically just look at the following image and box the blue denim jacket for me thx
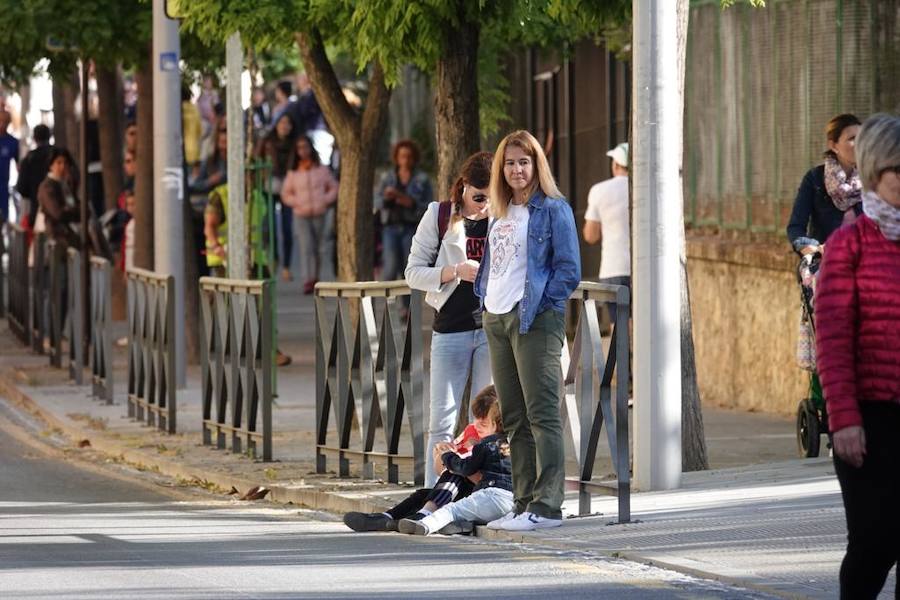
[474,191,581,333]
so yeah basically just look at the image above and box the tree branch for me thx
[294,29,358,144]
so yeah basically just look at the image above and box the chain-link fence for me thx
[685,0,900,233]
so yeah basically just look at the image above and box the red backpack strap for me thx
[437,201,452,241]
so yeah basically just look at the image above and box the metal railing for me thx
[45,240,65,367]
[312,280,631,522]
[8,225,29,343]
[90,256,113,404]
[314,282,425,485]
[562,282,631,523]
[126,268,176,433]
[199,276,274,461]
[29,232,46,353]
[67,248,84,383]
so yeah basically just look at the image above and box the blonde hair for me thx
[489,130,562,219]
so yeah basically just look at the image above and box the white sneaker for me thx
[485,511,517,530]
[500,511,562,531]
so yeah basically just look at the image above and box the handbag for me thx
[796,313,816,371]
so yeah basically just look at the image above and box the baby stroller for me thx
[795,251,828,457]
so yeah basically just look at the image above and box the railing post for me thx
[8,225,30,343]
[30,233,46,354]
[90,257,113,404]
[47,240,65,367]
[67,248,84,384]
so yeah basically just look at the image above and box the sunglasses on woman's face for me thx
[472,194,488,203]
[879,165,900,178]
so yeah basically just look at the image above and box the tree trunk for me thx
[51,79,68,150]
[295,30,391,282]
[434,2,481,202]
[676,0,709,472]
[96,65,124,213]
[133,53,154,270]
[64,73,81,166]
[51,69,80,160]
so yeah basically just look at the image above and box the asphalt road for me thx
[0,400,774,600]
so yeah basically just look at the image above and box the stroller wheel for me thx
[796,399,821,458]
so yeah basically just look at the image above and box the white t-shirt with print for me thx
[485,203,529,314]
[584,175,630,278]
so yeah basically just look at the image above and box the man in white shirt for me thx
[583,142,630,323]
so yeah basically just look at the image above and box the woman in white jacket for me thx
[405,151,493,486]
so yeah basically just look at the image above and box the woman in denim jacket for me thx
[474,130,581,531]
[405,152,493,486]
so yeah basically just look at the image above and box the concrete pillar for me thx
[152,0,186,386]
[226,32,247,280]
[632,0,682,491]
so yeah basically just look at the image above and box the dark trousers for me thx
[275,195,293,269]
[386,471,474,520]
[833,402,900,599]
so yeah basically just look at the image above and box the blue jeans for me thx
[419,487,514,533]
[381,223,415,281]
[425,328,492,487]
[600,275,631,324]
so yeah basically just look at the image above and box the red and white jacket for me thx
[815,215,900,432]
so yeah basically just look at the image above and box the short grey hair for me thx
[856,113,900,191]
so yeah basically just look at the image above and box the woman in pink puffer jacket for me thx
[282,134,338,293]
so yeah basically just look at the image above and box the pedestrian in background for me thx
[256,114,298,282]
[815,113,900,599]
[787,114,863,255]
[405,151,493,486]
[182,86,202,169]
[281,134,338,294]
[377,139,433,281]
[15,123,52,228]
[476,130,580,532]
[0,109,19,226]
[583,141,630,323]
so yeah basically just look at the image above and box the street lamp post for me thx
[632,0,682,491]
[152,0,186,387]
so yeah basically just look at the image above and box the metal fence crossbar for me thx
[67,248,84,384]
[200,276,273,461]
[8,225,29,343]
[314,282,425,485]
[562,282,631,523]
[126,268,176,433]
[90,257,113,404]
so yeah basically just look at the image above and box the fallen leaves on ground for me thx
[239,486,270,501]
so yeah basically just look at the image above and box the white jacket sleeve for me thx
[404,202,445,293]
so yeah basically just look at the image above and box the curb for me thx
[0,371,397,516]
[475,526,800,599]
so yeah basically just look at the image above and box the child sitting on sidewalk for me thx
[343,385,498,533]
[397,400,512,535]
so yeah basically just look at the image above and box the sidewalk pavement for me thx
[0,280,894,599]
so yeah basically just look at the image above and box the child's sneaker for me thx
[397,518,429,535]
[343,512,396,532]
[500,511,562,531]
[486,511,517,530]
[437,520,474,535]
